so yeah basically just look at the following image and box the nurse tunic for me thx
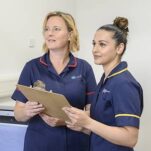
[90,61,143,151]
[12,52,97,151]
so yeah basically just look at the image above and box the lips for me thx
[93,55,101,59]
[48,39,56,42]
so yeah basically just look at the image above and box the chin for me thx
[94,60,102,65]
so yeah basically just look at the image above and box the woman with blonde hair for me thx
[12,11,96,151]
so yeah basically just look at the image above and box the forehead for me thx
[94,30,114,42]
[46,16,67,27]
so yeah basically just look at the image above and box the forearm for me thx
[82,104,91,134]
[85,119,138,147]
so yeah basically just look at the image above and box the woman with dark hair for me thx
[63,17,143,151]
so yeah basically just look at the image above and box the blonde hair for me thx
[42,11,79,52]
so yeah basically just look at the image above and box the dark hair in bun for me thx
[113,17,129,35]
[97,17,129,55]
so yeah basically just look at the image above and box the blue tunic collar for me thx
[39,52,77,68]
[107,61,128,79]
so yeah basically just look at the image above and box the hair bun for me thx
[113,17,129,32]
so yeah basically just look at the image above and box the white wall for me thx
[0,0,75,80]
[0,0,75,97]
[75,0,151,150]
[0,0,150,150]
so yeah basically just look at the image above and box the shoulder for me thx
[111,70,142,91]
[25,56,41,67]
[76,57,92,69]
[17,57,41,77]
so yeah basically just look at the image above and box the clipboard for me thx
[17,84,70,121]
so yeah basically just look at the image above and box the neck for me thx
[49,49,69,64]
[103,60,120,79]
[48,50,70,74]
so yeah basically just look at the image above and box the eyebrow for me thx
[45,25,61,28]
[93,40,109,43]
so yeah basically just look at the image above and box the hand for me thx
[40,113,65,127]
[63,107,92,128]
[24,101,44,118]
[65,120,83,131]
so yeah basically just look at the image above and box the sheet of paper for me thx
[17,84,71,121]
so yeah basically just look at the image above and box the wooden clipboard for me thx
[17,84,70,121]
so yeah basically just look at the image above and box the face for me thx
[92,30,122,66]
[44,16,71,51]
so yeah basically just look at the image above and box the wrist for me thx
[82,128,91,135]
[84,117,93,130]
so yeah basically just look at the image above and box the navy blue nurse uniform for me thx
[90,61,143,151]
[12,52,97,151]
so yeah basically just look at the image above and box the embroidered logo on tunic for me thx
[102,88,110,93]
[71,75,82,80]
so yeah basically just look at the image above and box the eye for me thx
[92,41,96,46]
[99,42,106,47]
[53,27,61,31]
[44,27,49,32]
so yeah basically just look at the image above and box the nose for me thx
[44,28,54,36]
[47,29,53,35]
[92,45,98,54]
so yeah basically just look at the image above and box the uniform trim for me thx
[39,57,48,66]
[39,55,77,68]
[86,91,95,95]
[68,57,77,67]
[115,114,140,119]
[108,68,128,78]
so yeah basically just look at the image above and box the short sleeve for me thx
[85,65,97,105]
[113,81,143,128]
[11,62,32,103]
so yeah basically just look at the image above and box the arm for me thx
[64,104,91,134]
[14,99,66,126]
[63,107,138,148]
[64,62,96,131]
[14,101,44,122]
[86,118,138,147]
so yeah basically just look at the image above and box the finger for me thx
[26,101,39,105]
[66,111,79,120]
[65,121,73,125]
[27,110,38,117]
[48,119,57,126]
[66,124,74,128]
[37,103,44,107]
[26,103,42,111]
[33,104,44,110]
[66,124,81,131]
[65,118,77,126]
[63,108,75,117]
[32,107,45,114]
[62,107,75,113]
[64,107,81,115]
[62,106,71,111]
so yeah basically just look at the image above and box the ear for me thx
[116,43,124,55]
[68,31,73,41]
